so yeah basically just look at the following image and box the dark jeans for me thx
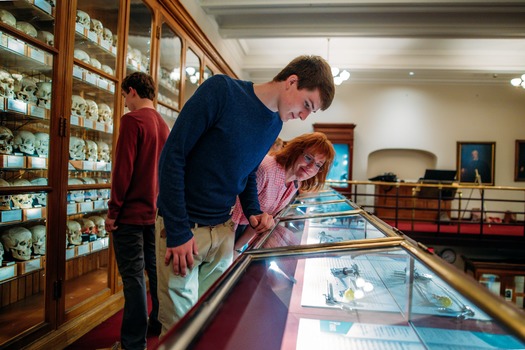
[112,223,159,350]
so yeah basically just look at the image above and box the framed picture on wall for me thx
[515,140,525,182]
[457,142,495,185]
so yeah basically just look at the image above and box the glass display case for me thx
[183,47,200,104]
[161,238,525,350]
[291,191,345,205]
[278,200,360,220]
[0,0,55,345]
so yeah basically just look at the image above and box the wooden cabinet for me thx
[312,123,355,195]
[374,184,452,221]
[0,1,233,348]
[463,257,525,311]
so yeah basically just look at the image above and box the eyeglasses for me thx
[303,153,324,170]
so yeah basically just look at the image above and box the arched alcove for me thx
[367,149,437,181]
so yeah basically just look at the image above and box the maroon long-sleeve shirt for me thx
[108,107,169,225]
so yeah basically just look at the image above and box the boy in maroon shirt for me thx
[106,72,170,350]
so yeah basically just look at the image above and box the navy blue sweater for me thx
[158,75,282,247]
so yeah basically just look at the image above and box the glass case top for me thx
[291,193,345,205]
[256,213,392,250]
[279,200,359,219]
[160,246,525,350]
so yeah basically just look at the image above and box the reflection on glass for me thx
[183,48,200,104]
[279,201,358,219]
[126,0,152,75]
[327,143,349,187]
[157,22,181,128]
[203,65,213,82]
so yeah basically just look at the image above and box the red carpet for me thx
[386,220,525,236]
[65,294,159,350]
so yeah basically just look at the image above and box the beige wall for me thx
[280,82,525,186]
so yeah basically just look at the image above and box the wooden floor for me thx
[0,268,108,347]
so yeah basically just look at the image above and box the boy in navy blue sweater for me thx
[156,55,335,336]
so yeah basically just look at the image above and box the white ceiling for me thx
[185,0,525,85]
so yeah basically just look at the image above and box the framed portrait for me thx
[515,140,525,182]
[457,142,495,185]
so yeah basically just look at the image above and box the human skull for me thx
[71,95,87,116]
[30,178,47,206]
[80,177,97,200]
[10,179,34,209]
[1,227,32,260]
[84,140,98,161]
[95,178,110,199]
[96,140,110,162]
[0,70,15,98]
[67,220,82,246]
[97,103,113,125]
[85,99,99,121]
[0,126,14,154]
[76,10,91,29]
[37,30,54,46]
[29,225,46,255]
[103,28,113,45]
[90,58,101,70]
[101,65,114,76]
[13,130,36,155]
[79,218,95,236]
[69,136,86,160]
[90,18,104,39]
[35,81,52,108]
[88,216,106,237]
[15,76,38,103]
[0,178,11,210]
[0,9,16,27]
[68,178,84,203]
[16,22,38,38]
[73,49,90,64]
[34,132,49,158]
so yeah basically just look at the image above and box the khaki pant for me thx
[155,215,234,338]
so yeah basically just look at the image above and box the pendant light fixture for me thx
[327,38,350,86]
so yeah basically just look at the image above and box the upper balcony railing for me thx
[327,180,525,244]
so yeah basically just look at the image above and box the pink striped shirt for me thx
[231,155,299,226]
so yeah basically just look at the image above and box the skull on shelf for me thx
[69,136,86,160]
[1,227,32,260]
[85,99,99,121]
[80,177,97,201]
[66,220,82,246]
[84,140,98,162]
[76,10,91,29]
[34,132,49,158]
[79,218,95,235]
[97,103,113,125]
[101,65,114,76]
[16,21,38,38]
[29,225,46,255]
[37,30,54,46]
[0,126,14,154]
[90,58,101,70]
[13,130,36,155]
[0,9,16,27]
[30,178,47,207]
[103,28,113,45]
[15,76,38,104]
[95,140,111,162]
[0,178,11,210]
[10,179,34,209]
[71,95,87,117]
[95,178,110,199]
[35,81,52,109]
[90,18,104,39]
[73,49,90,64]
[0,70,15,98]
[67,178,84,203]
[89,216,106,237]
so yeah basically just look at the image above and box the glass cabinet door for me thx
[0,0,55,346]
[183,48,200,104]
[126,0,152,77]
[157,22,181,129]
[65,0,120,317]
